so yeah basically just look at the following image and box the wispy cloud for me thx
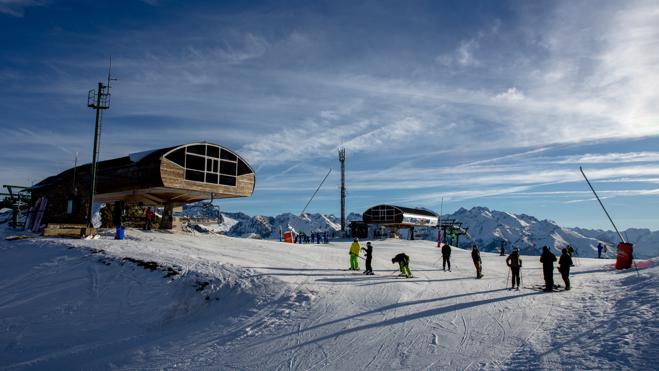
[558,152,659,164]
[0,0,45,17]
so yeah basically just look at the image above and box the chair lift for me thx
[202,193,223,224]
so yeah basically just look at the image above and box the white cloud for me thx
[215,33,269,64]
[558,152,659,164]
[492,87,525,103]
[436,38,480,67]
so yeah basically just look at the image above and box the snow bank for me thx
[1,224,656,370]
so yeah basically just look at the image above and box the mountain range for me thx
[182,205,659,259]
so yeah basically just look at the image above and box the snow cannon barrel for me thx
[615,242,634,269]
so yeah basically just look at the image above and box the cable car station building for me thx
[361,204,438,240]
[30,142,255,230]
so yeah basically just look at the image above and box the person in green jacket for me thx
[392,253,412,278]
[349,237,361,270]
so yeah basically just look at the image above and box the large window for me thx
[363,205,402,224]
[165,144,252,186]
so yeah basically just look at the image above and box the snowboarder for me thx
[362,241,374,275]
[506,248,522,289]
[540,246,557,292]
[500,246,505,256]
[441,243,451,271]
[597,243,603,259]
[392,253,412,278]
[349,238,361,271]
[143,207,155,230]
[471,245,483,278]
[558,248,573,290]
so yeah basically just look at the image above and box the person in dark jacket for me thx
[362,242,374,275]
[471,245,483,278]
[500,246,505,256]
[540,246,557,292]
[597,243,603,258]
[558,248,573,290]
[566,245,575,257]
[392,253,412,278]
[506,248,522,289]
[441,243,451,272]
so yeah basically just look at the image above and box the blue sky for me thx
[1,0,658,229]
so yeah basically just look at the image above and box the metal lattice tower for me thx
[85,59,115,227]
[339,147,346,233]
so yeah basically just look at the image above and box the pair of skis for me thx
[24,197,48,233]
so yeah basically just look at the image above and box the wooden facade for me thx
[30,142,255,227]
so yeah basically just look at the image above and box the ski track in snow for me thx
[0,226,657,370]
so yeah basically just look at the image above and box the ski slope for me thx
[1,226,657,370]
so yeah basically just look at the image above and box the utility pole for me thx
[86,60,115,228]
[339,147,346,234]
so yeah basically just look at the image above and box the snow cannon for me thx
[580,167,638,271]
[615,242,634,270]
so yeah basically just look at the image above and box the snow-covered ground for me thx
[1,226,657,370]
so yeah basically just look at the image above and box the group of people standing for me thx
[540,246,574,291]
[348,239,576,292]
[294,230,330,244]
[349,238,412,278]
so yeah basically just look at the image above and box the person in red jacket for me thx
[144,207,155,230]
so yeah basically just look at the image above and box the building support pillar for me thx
[160,202,174,230]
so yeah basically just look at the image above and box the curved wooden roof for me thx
[31,142,256,205]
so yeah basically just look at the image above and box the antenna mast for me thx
[339,147,346,233]
[86,57,115,228]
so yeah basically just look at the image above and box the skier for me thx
[597,243,603,259]
[566,245,576,266]
[349,237,361,271]
[392,253,412,278]
[500,246,505,256]
[558,248,573,290]
[441,243,451,271]
[471,245,483,278]
[540,246,557,292]
[362,241,374,275]
[566,245,574,257]
[506,248,522,290]
[143,207,155,230]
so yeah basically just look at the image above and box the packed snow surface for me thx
[1,226,657,370]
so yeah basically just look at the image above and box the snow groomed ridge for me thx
[0,227,657,370]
